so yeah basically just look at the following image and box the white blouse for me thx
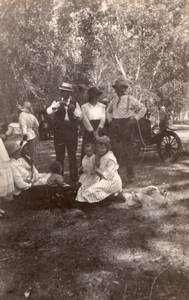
[81,102,106,132]
[19,112,39,140]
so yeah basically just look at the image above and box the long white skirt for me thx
[0,161,14,197]
[76,173,122,203]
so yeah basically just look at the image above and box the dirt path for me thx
[0,141,189,300]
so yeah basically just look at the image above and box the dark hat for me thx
[59,82,74,92]
[88,86,103,96]
[112,78,129,89]
[4,141,21,157]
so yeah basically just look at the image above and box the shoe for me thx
[114,192,126,203]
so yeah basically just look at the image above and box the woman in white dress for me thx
[76,136,122,203]
[0,138,15,200]
[4,141,49,198]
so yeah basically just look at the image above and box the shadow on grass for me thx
[1,195,189,300]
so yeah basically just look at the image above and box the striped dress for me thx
[76,151,122,203]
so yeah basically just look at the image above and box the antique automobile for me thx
[134,111,183,162]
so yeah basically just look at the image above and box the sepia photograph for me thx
[0,0,189,299]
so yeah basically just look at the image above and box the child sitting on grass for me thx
[47,161,69,187]
[46,161,76,208]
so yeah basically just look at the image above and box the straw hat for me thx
[112,78,129,89]
[59,82,74,92]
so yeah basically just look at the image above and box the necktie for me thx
[117,97,121,108]
[64,98,70,121]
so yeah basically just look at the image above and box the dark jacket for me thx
[52,98,78,142]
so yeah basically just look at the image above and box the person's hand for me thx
[60,99,68,107]
[94,165,105,179]
[94,128,99,138]
[91,130,96,140]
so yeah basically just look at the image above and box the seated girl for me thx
[76,136,122,203]
[78,142,100,188]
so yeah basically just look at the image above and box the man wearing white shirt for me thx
[107,78,147,184]
[47,82,82,184]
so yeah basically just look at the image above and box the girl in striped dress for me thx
[76,136,122,203]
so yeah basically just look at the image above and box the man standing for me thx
[107,78,146,184]
[19,101,39,161]
[47,82,82,184]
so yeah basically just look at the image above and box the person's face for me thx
[60,90,71,100]
[97,143,108,157]
[85,145,94,157]
[114,86,127,97]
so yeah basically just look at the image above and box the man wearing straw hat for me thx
[107,77,147,185]
[47,82,82,185]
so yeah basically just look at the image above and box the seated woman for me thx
[4,141,48,199]
[0,138,15,201]
[76,136,122,203]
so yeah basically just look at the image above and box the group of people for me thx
[0,76,147,207]
[47,78,146,187]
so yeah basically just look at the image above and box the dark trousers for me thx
[110,118,136,179]
[54,134,78,183]
[27,138,36,162]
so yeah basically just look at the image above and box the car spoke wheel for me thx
[157,131,182,162]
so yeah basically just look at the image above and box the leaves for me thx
[0,0,189,119]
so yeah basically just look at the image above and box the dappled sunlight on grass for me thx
[108,248,153,264]
[149,239,189,270]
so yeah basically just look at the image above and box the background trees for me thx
[0,0,188,121]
